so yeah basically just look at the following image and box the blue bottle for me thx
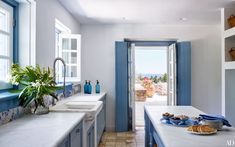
[88,81,92,94]
[84,80,88,94]
[95,80,100,93]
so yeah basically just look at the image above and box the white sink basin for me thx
[65,101,97,109]
[50,101,103,112]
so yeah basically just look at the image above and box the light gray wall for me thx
[80,24,221,131]
[36,0,80,67]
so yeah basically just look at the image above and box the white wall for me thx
[80,24,221,131]
[36,0,80,67]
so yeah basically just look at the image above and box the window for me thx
[0,0,14,90]
[55,19,81,83]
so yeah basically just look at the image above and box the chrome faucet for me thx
[53,57,66,105]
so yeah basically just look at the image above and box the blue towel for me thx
[199,114,232,127]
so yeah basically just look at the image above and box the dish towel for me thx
[199,114,232,127]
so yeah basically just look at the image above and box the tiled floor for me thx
[99,127,145,147]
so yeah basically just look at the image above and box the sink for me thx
[65,101,97,109]
[50,101,103,121]
[50,101,103,113]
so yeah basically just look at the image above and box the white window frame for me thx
[55,19,81,83]
[18,0,36,67]
[0,1,14,89]
[59,34,81,82]
[55,19,71,58]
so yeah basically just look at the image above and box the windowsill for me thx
[0,91,19,112]
[0,92,19,101]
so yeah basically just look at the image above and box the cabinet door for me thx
[58,136,70,147]
[96,107,105,144]
[100,95,106,128]
[87,123,95,147]
[70,122,83,147]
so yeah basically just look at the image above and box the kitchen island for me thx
[144,106,235,147]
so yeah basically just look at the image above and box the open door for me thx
[176,42,191,105]
[167,43,177,106]
[115,41,129,132]
[128,43,135,131]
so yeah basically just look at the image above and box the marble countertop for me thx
[58,92,106,103]
[144,105,235,147]
[0,112,85,147]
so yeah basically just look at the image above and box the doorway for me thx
[115,41,191,132]
[128,42,177,130]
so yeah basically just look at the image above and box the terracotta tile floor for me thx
[99,127,145,147]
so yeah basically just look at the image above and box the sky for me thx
[135,47,167,75]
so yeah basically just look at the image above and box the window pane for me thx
[62,52,70,64]
[71,39,77,50]
[70,66,77,77]
[0,33,10,56]
[0,58,10,82]
[62,52,77,64]
[62,38,78,50]
[71,52,77,64]
[0,8,9,32]
[62,38,69,49]
[63,66,77,77]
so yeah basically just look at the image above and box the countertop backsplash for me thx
[0,84,81,126]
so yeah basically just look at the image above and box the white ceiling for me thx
[59,0,233,25]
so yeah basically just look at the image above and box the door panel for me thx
[115,41,129,132]
[128,43,135,131]
[168,43,177,106]
[176,42,191,105]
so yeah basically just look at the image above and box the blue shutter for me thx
[176,42,191,105]
[115,41,129,132]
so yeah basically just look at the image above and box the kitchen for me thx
[0,0,235,147]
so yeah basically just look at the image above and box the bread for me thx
[200,125,216,133]
[187,125,216,133]
[197,125,202,132]
[187,126,193,131]
[187,125,199,132]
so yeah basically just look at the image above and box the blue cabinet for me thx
[97,105,105,144]
[87,123,95,147]
[70,122,83,147]
[58,121,83,147]
[58,136,70,147]
[96,95,106,145]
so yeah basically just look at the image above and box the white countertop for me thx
[57,92,106,103]
[0,112,85,147]
[144,105,235,147]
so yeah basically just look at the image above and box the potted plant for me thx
[9,64,60,115]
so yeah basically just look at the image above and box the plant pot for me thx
[34,106,49,115]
